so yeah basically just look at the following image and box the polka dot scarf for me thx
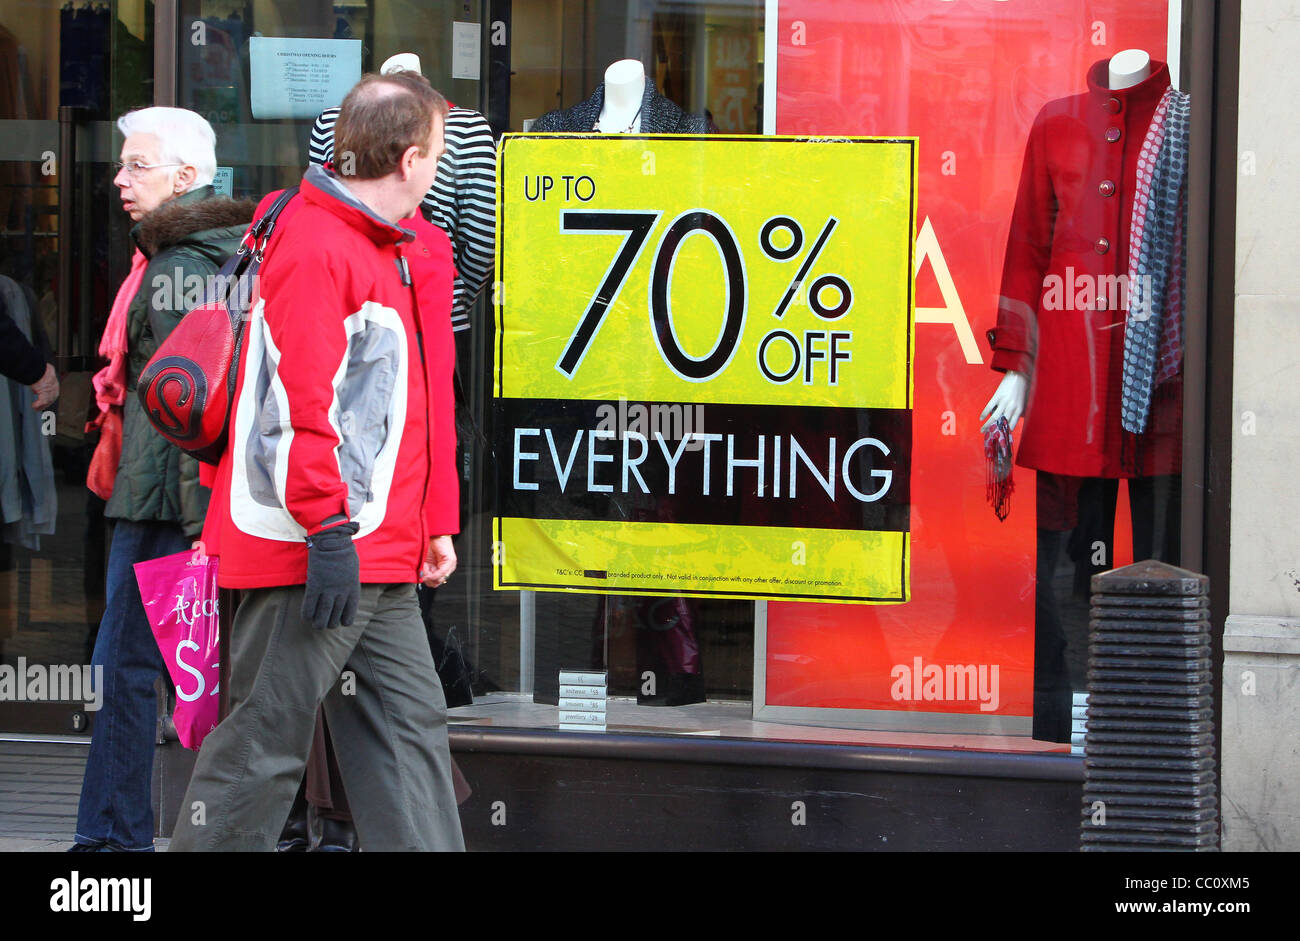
[1121,86,1191,435]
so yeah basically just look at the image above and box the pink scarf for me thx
[86,250,148,499]
[92,249,149,414]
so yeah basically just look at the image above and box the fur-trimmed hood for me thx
[112,185,258,532]
[132,185,258,258]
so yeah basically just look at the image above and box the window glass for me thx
[0,0,153,734]
[470,0,1189,750]
[463,1,768,726]
[0,0,1195,755]
[764,0,1185,743]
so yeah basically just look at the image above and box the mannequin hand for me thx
[979,371,1028,433]
[31,363,58,410]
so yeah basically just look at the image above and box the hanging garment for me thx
[1120,86,1191,434]
[0,276,57,548]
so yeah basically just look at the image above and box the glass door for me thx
[0,0,154,734]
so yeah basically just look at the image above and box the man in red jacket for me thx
[169,71,464,851]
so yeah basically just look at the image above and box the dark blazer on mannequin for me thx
[532,79,710,134]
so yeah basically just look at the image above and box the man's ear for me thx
[399,144,421,181]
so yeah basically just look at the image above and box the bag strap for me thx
[237,185,300,262]
[251,185,299,239]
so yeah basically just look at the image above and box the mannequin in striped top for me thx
[310,53,497,334]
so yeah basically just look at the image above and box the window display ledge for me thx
[449,697,1082,782]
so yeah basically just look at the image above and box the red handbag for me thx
[136,187,298,464]
[85,406,122,500]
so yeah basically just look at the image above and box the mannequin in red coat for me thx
[981,50,1185,742]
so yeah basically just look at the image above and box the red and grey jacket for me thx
[200,165,459,589]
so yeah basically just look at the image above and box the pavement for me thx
[0,738,170,852]
[0,740,84,851]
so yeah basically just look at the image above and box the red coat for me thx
[200,166,459,589]
[992,59,1181,478]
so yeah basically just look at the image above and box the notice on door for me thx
[452,22,481,80]
[249,37,361,120]
[493,135,917,603]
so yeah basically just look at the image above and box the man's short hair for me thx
[333,72,449,180]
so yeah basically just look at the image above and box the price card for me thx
[493,134,916,603]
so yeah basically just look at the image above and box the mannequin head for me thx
[604,59,645,86]
[1108,49,1151,90]
[381,52,422,76]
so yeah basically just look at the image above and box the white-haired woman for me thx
[71,107,256,851]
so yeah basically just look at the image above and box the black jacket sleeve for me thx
[0,294,46,385]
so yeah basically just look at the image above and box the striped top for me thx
[310,106,497,333]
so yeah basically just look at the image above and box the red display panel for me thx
[767,0,1170,718]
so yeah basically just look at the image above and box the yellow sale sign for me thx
[494,134,916,603]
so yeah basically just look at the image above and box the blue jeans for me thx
[73,520,190,850]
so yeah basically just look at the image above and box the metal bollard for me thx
[1080,559,1218,851]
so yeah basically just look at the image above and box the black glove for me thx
[302,521,360,630]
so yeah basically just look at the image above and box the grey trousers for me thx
[168,583,465,851]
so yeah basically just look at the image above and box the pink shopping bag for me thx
[133,548,220,750]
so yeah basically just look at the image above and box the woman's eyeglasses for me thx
[113,161,181,179]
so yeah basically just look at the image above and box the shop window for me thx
[0,0,1200,756]
[464,0,1194,752]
